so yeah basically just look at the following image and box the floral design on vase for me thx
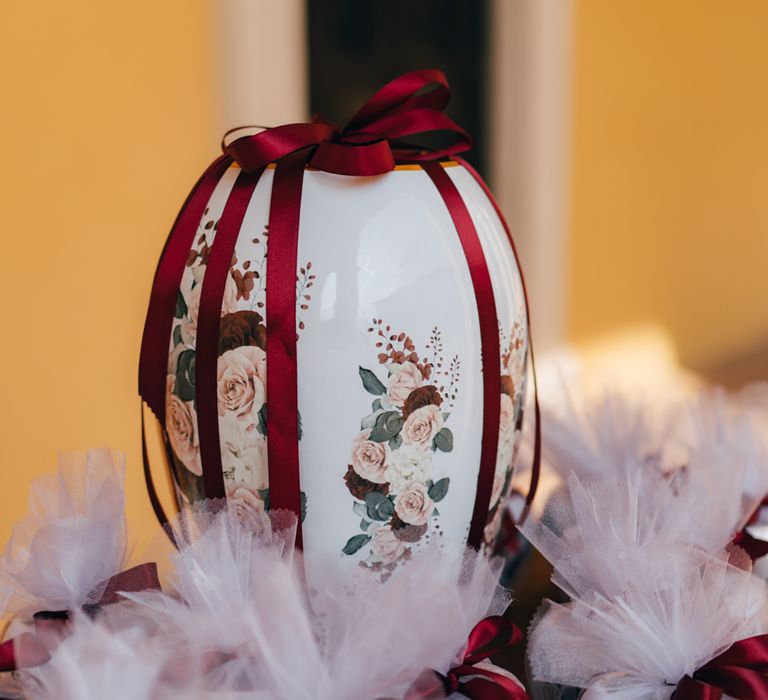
[341,320,459,577]
[482,319,528,550]
[165,214,314,523]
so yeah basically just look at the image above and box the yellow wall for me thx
[0,2,216,554]
[569,0,768,371]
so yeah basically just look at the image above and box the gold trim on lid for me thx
[237,160,460,171]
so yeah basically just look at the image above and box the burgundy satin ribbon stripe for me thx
[264,152,309,546]
[455,156,541,523]
[196,168,265,500]
[0,563,160,673]
[138,156,233,532]
[675,634,768,699]
[422,162,501,550]
[139,155,233,423]
[439,616,529,700]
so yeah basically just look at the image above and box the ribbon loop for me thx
[222,69,471,176]
[463,616,524,666]
[440,617,529,699]
[344,69,451,132]
[224,123,337,173]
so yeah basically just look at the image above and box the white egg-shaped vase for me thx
[146,159,529,577]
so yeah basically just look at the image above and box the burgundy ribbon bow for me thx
[675,634,768,699]
[0,562,160,672]
[223,69,471,177]
[438,616,529,700]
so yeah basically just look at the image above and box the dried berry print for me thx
[295,261,316,338]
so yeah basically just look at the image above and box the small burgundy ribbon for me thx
[437,616,529,700]
[0,562,161,672]
[675,634,768,699]
[0,638,14,674]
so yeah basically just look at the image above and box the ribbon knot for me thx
[223,69,471,176]
[0,562,161,673]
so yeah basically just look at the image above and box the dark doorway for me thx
[307,0,490,177]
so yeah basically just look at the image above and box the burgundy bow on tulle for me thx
[675,634,768,699]
[0,562,160,672]
[440,616,529,700]
[222,69,471,176]
[391,616,528,700]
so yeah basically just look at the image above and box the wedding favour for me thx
[138,69,540,573]
[521,387,768,699]
[523,390,768,599]
[528,547,768,700]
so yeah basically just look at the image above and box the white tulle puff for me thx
[0,449,127,618]
[538,387,768,502]
[521,389,768,598]
[528,548,768,699]
[120,502,513,699]
[20,612,195,700]
[523,386,768,699]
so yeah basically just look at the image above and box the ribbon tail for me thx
[265,151,309,547]
[0,632,55,672]
[422,162,501,551]
[675,675,724,700]
[138,155,232,423]
[96,562,162,606]
[141,405,176,538]
[0,638,15,673]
